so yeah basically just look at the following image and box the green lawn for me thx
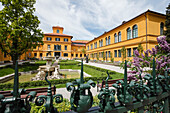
[60,65,124,80]
[60,71,80,79]
[35,60,47,64]
[0,63,44,77]
[6,73,37,83]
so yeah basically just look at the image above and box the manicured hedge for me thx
[0,76,111,90]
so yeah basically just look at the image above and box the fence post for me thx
[163,97,169,113]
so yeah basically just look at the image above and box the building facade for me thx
[86,10,166,62]
[0,10,166,63]
[28,26,88,60]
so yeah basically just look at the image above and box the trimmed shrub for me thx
[0,76,111,90]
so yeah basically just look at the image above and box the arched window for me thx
[114,33,117,43]
[127,27,131,40]
[160,22,164,35]
[118,32,121,42]
[132,25,138,38]
[101,39,103,47]
[105,37,108,45]
[99,40,101,47]
[108,36,110,45]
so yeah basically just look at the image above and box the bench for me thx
[97,79,124,92]
[0,86,56,98]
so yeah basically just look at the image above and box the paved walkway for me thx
[0,61,28,67]
[55,86,98,100]
[76,60,129,74]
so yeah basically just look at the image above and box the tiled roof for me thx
[72,40,89,43]
[44,33,73,38]
[71,44,86,47]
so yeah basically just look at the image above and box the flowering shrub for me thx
[126,36,170,81]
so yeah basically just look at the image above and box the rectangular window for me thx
[127,48,131,57]
[133,47,137,55]
[34,53,37,57]
[80,54,82,57]
[88,46,89,50]
[118,50,121,57]
[57,30,59,33]
[108,36,110,45]
[65,45,67,50]
[64,53,68,57]
[55,38,60,41]
[91,44,93,49]
[54,45,61,50]
[48,45,50,49]
[114,50,117,57]
[76,54,78,57]
[84,54,86,57]
[40,53,42,57]
[29,53,31,57]
[46,37,51,41]
[64,38,68,42]
[71,54,73,57]
[108,51,110,57]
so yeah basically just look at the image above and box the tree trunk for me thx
[12,54,18,66]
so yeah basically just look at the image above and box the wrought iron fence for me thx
[0,58,169,113]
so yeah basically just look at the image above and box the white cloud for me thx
[0,0,169,40]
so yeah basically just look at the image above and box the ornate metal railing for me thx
[0,61,63,113]
[0,58,169,113]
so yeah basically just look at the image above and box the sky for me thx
[0,0,169,40]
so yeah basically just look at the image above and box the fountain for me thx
[31,48,62,81]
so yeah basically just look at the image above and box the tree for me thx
[92,53,94,60]
[137,43,143,56]
[110,52,114,63]
[102,51,105,61]
[97,52,99,61]
[164,4,170,43]
[121,47,126,61]
[0,0,43,65]
[81,47,86,57]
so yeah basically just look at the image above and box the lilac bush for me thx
[127,36,170,81]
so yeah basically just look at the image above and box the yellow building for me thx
[27,26,88,60]
[0,10,166,63]
[28,26,73,59]
[86,10,166,62]
[71,40,88,59]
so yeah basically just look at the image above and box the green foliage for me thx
[0,76,111,90]
[30,96,100,113]
[92,53,94,59]
[121,47,126,61]
[30,102,46,113]
[164,4,170,43]
[58,60,79,65]
[102,51,105,61]
[81,47,86,54]
[53,98,71,112]
[111,58,114,63]
[97,52,99,61]
[92,95,100,107]
[0,0,44,65]
[137,43,143,56]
